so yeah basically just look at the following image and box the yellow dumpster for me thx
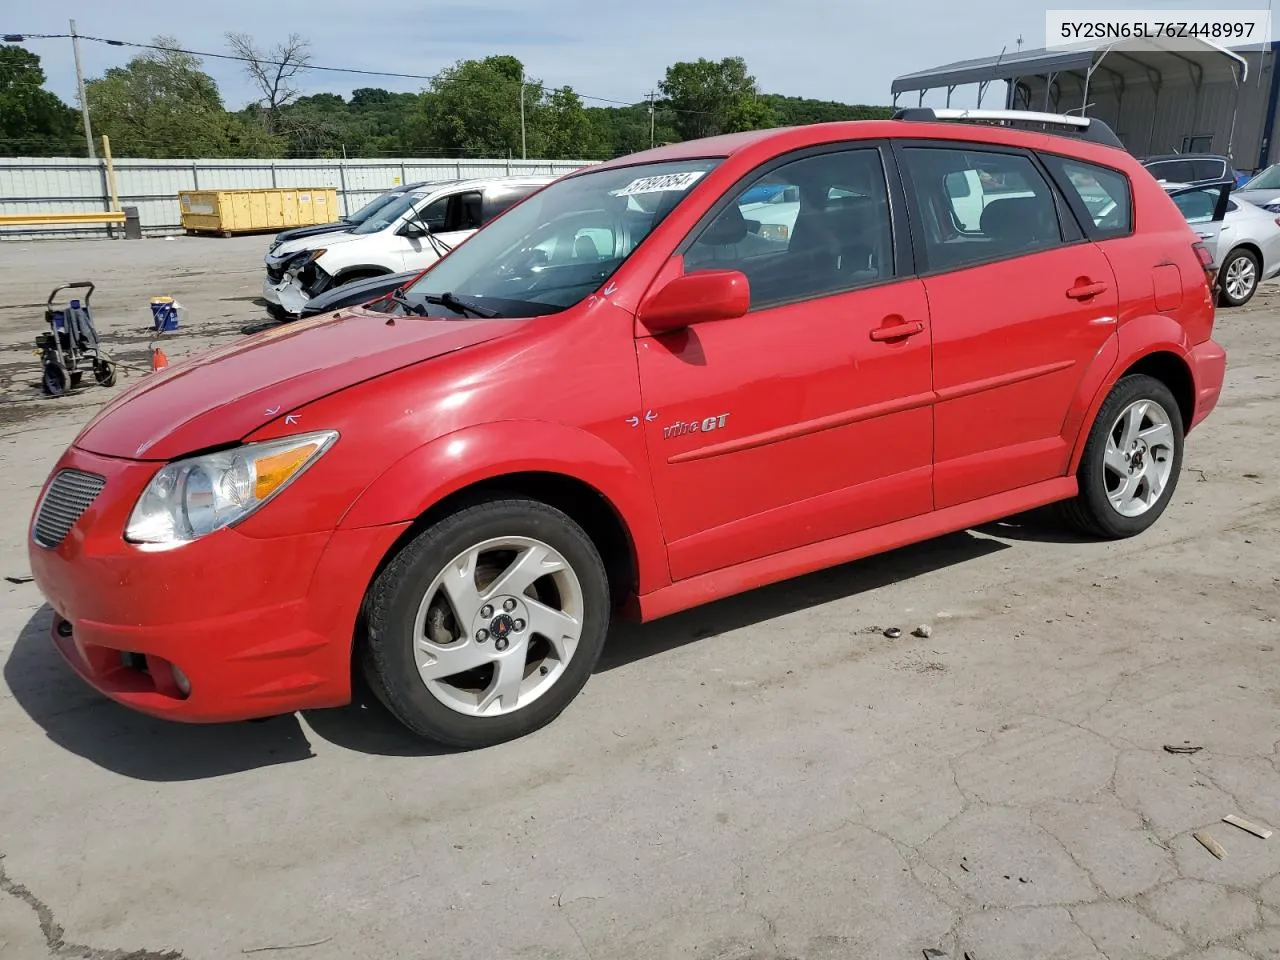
[177,187,338,236]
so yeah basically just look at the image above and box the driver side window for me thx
[419,196,449,232]
[683,147,895,311]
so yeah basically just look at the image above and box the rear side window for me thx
[1042,156,1132,238]
[481,185,538,223]
[1145,159,1195,184]
[899,146,1064,272]
[1192,158,1226,181]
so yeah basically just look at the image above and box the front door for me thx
[894,141,1121,509]
[635,144,936,581]
[1166,183,1232,268]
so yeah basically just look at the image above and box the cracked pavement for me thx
[1,237,1278,959]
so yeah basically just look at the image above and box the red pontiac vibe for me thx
[29,110,1226,748]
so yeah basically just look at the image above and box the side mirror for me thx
[637,269,750,334]
[400,222,426,237]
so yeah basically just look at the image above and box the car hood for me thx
[270,221,349,248]
[268,229,368,261]
[1234,188,1280,206]
[74,308,521,461]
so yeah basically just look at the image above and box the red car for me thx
[28,109,1226,748]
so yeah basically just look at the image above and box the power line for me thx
[4,31,705,113]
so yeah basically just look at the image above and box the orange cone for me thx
[151,347,168,370]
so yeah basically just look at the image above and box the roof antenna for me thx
[1016,34,1024,51]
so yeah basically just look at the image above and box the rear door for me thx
[894,140,1120,509]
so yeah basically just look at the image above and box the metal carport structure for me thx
[890,37,1259,162]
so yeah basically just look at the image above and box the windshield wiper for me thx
[421,292,497,318]
[385,289,427,316]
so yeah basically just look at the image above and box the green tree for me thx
[0,45,81,156]
[533,87,603,159]
[409,54,534,157]
[658,57,775,140]
[85,38,242,157]
[761,94,892,125]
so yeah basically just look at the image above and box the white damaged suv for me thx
[261,175,556,317]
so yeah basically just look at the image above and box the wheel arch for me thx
[1221,240,1263,269]
[1066,315,1197,475]
[337,421,671,607]
[332,265,393,285]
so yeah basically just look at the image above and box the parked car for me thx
[1164,181,1280,306]
[260,175,555,318]
[1232,162,1280,213]
[28,109,1226,749]
[298,268,422,319]
[265,181,436,255]
[1141,153,1241,188]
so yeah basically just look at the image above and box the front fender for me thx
[1065,313,1194,475]
[336,420,671,595]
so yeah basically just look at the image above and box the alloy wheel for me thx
[1224,254,1257,302]
[1102,399,1176,517]
[412,536,584,717]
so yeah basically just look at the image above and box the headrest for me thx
[979,196,1056,243]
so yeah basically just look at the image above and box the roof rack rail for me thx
[891,107,1125,150]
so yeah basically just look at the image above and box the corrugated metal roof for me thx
[892,37,1250,95]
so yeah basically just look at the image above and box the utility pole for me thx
[70,19,95,160]
[648,91,656,149]
[519,70,527,160]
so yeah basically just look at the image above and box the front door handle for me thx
[1066,280,1108,300]
[869,320,925,341]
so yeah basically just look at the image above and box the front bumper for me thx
[261,275,311,316]
[27,447,408,722]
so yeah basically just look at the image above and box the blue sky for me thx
[10,0,1271,112]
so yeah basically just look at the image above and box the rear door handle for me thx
[869,320,925,341]
[1066,281,1108,300]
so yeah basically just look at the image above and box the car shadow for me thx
[975,506,1096,544]
[5,530,1009,777]
[597,530,1008,671]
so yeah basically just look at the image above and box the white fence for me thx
[0,156,597,240]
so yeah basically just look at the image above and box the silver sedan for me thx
[1164,182,1280,307]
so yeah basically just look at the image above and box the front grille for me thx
[32,469,106,548]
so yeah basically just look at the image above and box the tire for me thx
[93,360,116,387]
[1217,247,1260,307]
[1061,374,1184,539]
[362,498,610,748]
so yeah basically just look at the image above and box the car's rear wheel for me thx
[361,499,610,748]
[1218,247,1260,306]
[1062,374,1184,538]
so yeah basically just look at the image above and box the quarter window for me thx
[900,147,1064,272]
[1043,156,1132,238]
[683,148,894,310]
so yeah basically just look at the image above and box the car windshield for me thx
[1242,164,1280,190]
[403,159,722,318]
[347,191,405,223]
[351,191,430,235]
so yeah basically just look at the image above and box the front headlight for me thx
[288,248,326,271]
[125,431,337,545]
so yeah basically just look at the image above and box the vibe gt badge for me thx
[663,413,729,439]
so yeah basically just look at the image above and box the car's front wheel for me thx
[1062,374,1184,538]
[361,499,610,748]
[1218,247,1260,306]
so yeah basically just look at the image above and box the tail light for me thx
[1192,241,1217,289]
